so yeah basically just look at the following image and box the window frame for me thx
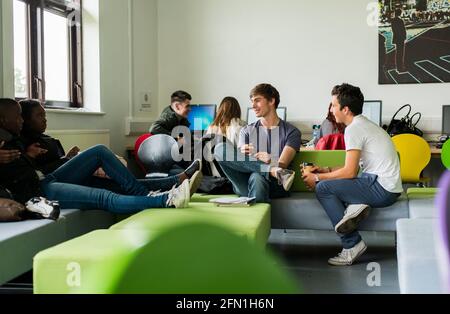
[14,0,83,108]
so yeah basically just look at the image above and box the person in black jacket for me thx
[0,98,195,212]
[20,99,80,174]
[150,90,192,136]
[17,99,201,194]
[149,90,193,174]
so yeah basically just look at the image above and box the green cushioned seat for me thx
[190,193,238,203]
[110,202,271,246]
[407,188,439,199]
[33,229,152,294]
[289,151,346,192]
[34,224,298,294]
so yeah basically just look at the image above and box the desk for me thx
[430,145,442,157]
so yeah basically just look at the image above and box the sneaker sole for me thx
[283,172,295,191]
[328,244,368,266]
[189,170,203,197]
[335,205,371,234]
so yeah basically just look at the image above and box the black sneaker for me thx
[276,169,295,191]
[184,159,202,178]
[25,197,60,221]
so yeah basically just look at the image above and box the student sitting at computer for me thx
[214,84,301,203]
[319,103,346,139]
[0,98,192,215]
[149,90,193,175]
[302,84,402,267]
[150,90,192,136]
[206,97,246,146]
[205,97,245,177]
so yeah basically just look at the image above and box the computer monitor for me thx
[443,105,450,136]
[187,104,217,131]
[362,100,382,126]
[246,107,287,124]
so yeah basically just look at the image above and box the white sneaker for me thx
[147,190,162,197]
[166,180,190,208]
[328,240,367,266]
[25,197,60,221]
[188,170,203,196]
[335,204,371,234]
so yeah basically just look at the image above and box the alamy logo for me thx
[366,262,381,287]
[66,262,81,287]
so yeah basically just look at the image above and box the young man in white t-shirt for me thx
[303,83,403,266]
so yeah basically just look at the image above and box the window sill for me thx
[45,108,106,116]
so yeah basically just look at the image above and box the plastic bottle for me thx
[312,125,321,145]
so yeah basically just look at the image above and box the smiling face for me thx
[251,95,275,118]
[173,99,191,118]
[0,102,24,135]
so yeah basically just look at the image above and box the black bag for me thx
[386,104,423,137]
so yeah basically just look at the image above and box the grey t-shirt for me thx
[239,119,302,158]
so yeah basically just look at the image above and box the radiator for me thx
[46,129,110,152]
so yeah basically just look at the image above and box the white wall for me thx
[157,0,450,135]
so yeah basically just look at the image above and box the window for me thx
[13,0,83,108]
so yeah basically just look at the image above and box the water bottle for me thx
[312,125,321,145]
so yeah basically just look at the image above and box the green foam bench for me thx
[33,223,297,294]
[110,202,271,246]
[33,202,271,293]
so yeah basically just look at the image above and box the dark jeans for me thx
[41,145,176,214]
[315,173,400,249]
[214,142,288,203]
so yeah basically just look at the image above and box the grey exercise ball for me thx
[137,134,179,174]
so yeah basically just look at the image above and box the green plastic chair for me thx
[289,150,346,192]
[76,223,299,294]
[442,140,450,170]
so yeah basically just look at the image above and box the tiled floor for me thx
[268,229,400,294]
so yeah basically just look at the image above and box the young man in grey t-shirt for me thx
[214,84,301,203]
[303,84,402,266]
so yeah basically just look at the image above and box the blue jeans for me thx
[40,145,177,214]
[214,143,288,203]
[315,173,400,249]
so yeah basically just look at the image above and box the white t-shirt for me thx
[345,115,403,193]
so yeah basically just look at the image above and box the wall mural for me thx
[379,0,450,84]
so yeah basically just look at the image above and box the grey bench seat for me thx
[408,198,437,219]
[396,218,443,294]
[0,209,115,285]
[271,192,409,232]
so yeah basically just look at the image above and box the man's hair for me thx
[0,98,19,119]
[19,99,42,122]
[395,9,402,17]
[171,91,192,104]
[250,84,280,109]
[331,83,364,116]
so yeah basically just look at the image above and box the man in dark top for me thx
[391,9,407,72]
[150,91,192,136]
[149,91,193,174]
